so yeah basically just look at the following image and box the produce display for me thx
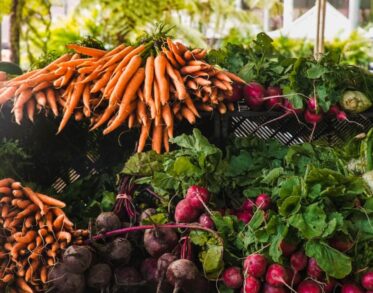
[0,178,84,292]
[0,28,244,154]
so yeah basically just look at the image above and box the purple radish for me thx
[243,254,267,278]
[244,82,265,110]
[298,280,322,293]
[222,266,243,289]
[144,227,179,257]
[198,213,214,229]
[226,83,243,102]
[255,193,271,210]
[263,284,287,293]
[341,283,364,293]
[236,209,253,224]
[175,199,200,223]
[242,199,255,211]
[307,258,323,280]
[265,86,283,110]
[265,264,289,287]
[185,185,210,210]
[290,250,308,272]
[242,276,261,293]
[362,272,373,290]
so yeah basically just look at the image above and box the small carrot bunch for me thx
[0,30,245,153]
[0,178,80,292]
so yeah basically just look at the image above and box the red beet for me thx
[298,280,322,293]
[255,193,271,210]
[226,83,243,102]
[243,253,267,278]
[185,185,210,210]
[263,284,287,293]
[244,82,265,110]
[222,267,243,289]
[265,86,283,109]
[242,276,261,293]
[144,227,179,257]
[198,213,214,229]
[140,258,158,283]
[341,283,364,293]
[362,272,373,290]
[280,241,297,257]
[290,250,308,272]
[307,258,323,279]
[265,264,289,287]
[236,209,253,224]
[242,199,255,211]
[175,199,200,223]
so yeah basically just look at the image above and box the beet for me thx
[280,241,297,257]
[341,283,364,293]
[198,213,215,229]
[175,199,200,223]
[242,275,261,293]
[140,208,157,224]
[114,266,142,286]
[307,258,323,279]
[222,267,243,289]
[144,227,179,257]
[243,253,267,278]
[265,264,289,287]
[255,193,271,210]
[298,280,322,293]
[290,250,308,272]
[49,264,85,293]
[244,82,265,110]
[362,272,373,290]
[242,199,255,211]
[140,258,158,283]
[96,211,121,233]
[107,237,132,265]
[263,284,287,293]
[166,259,207,293]
[156,253,178,293]
[62,245,92,274]
[87,263,112,290]
[226,83,243,102]
[185,185,210,210]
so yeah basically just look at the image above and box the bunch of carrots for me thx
[0,178,83,292]
[0,33,245,153]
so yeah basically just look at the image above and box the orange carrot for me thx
[40,266,48,283]
[22,187,45,215]
[180,65,204,75]
[34,91,47,107]
[154,53,169,105]
[79,66,103,84]
[0,87,16,105]
[46,88,58,117]
[82,84,91,117]
[114,44,145,74]
[197,103,214,112]
[16,277,33,293]
[32,81,50,93]
[102,46,133,69]
[0,178,14,187]
[14,89,33,109]
[66,44,106,57]
[14,106,24,125]
[162,47,179,68]
[128,112,136,129]
[163,126,170,152]
[14,230,37,243]
[137,118,151,153]
[194,77,211,86]
[153,80,161,119]
[56,231,72,243]
[137,100,148,126]
[181,107,196,124]
[166,62,187,100]
[144,56,154,105]
[223,71,246,84]
[35,192,65,208]
[90,66,114,93]
[54,66,67,76]
[152,124,163,154]
[175,42,188,54]
[162,104,174,138]
[167,38,185,66]
[26,99,35,122]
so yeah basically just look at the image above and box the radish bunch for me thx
[230,193,271,224]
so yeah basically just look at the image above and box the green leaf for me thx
[278,177,302,199]
[212,214,237,241]
[306,63,328,79]
[249,210,265,230]
[305,240,352,279]
[217,284,234,293]
[152,172,179,191]
[190,230,210,246]
[200,245,224,277]
[141,213,168,225]
[100,191,116,211]
[262,167,284,185]
[172,156,201,177]
[122,151,164,176]
[278,196,301,217]
[226,150,252,177]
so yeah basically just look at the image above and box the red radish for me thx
[175,199,200,223]
[329,236,353,252]
[226,83,243,102]
[286,268,301,286]
[236,209,253,224]
[328,104,340,115]
[307,97,317,112]
[244,82,265,110]
[242,276,261,293]
[185,185,210,210]
[255,193,271,210]
[198,213,214,229]
[283,99,303,114]
[222,267,243,289]
[304,109,322,141]
[263,284,287,293]
[307,258,323,279]
[243,254,267,278]
[290,250,308,272]
[323,278,336,293]
[298,280,321,293]
[265,86,283,110]
[280,241,297,257]
[265,264,289,287]
[341,283,363,293]
[242,199,255,211]
[362,272,373,290]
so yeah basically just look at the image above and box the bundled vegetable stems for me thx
[0,32,245,154]
[0,178,83,292]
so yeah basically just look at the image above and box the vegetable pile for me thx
[0,178,83,292]
[0,28,245,153]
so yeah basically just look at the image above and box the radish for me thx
[329,235,353,252]
[341,283,364,293]
[244,82,265,110]
[242,276,261,293]
[144,227,179,257]
[255,193,271,210]
[290,250,308,272]
[236,209,253,224]
[243,253,267,278]
[198,213,214,229]
[185,185,210,210]
[323,278,336,293]
[265,264,289,287]
[175,199,200,223]
[263,284,287,293]
[280,241,297,257]
[226,83,243,102]
[265,86,283,110]
[242,199,255,211]
[307,97,318,112]
[286,267,301,286]
[307,258,323,279]
[362,272,373,290]
[304,109,323,141]
[222,266,243,289]
[298,280,322,293]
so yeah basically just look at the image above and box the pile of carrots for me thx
[0,178,82,292]
[0,36,245,153]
